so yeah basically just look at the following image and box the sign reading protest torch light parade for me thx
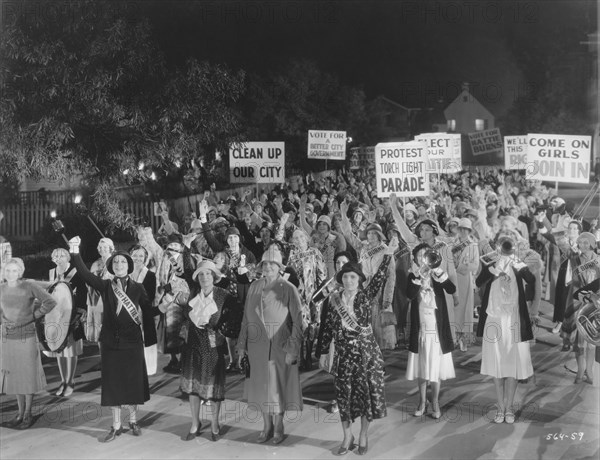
[375,141,430,198]
[504,135,528,170]
[229,142,285,184]
[414,133,462,173]
[468,127,503,157]
[526,134,591,184]
[307,130,347,160]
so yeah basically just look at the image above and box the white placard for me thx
[504,135,528,170]
[307,130,347,160]
[468,128,503,156]
[526,134,591,184]
[375,141,430,198]
[414,133,462,173]
[229,142,285,184]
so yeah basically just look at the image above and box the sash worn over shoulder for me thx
[111,280,142,326]
[359,243,385,263]
[330,292,372,335]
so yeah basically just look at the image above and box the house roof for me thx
[444,89,494,119]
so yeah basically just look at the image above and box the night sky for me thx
[137,0,596,118]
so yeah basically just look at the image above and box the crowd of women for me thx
[1,167,599,454]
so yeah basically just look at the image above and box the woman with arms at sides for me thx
[237,245,304,445]
[1,258,57,429]
[68,236,152,442]
[129,244,159,376]
[318,237,399,456]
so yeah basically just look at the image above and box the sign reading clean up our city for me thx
[375,141,429,198]
[414,133,462,173]
[526,134,591,184]
[468,127,503,157]
[504,135,528,170]
[307,130,347,160]
[229,142,285,184]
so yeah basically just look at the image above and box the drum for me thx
[36,281,73,353]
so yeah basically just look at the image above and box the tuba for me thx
[575,291,600,346]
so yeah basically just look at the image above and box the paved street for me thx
[1,299,598,460]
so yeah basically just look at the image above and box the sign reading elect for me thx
[375,141,430,198]
[229,142,285,184]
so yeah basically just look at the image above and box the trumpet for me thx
[311,277,338,305]
[480,235,517,266]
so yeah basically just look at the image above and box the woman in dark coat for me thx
[476,237,535,424]
[180,260,238,442]
[318,237,398,456]
[129,244,159,376]
[69,237,151,442]
[406,244,456,419]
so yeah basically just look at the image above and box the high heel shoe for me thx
[17,414,34,430]
[184,422,202,441]
[55,383,66,396]
[431,402,442,420]
[6,415,23,428]
[211,426,221,442]
[413,400,429,417]
[63,383,74,397]
[257,427,274,443]
[337,435,355,455]
[357,437,368,456]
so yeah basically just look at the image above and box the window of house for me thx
[447,119,456,131]
[475,119,485,131]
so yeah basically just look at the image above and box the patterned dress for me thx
[318,255,391,423]
[180,286,236,401]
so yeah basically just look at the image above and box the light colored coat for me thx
[237,276,304,414]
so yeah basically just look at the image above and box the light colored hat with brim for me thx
[316,215,332,229]
[259,245,285,270]
[404,203,418,216]
[447,217,461,228]
[458,217,472,230]
[190,219,203,231]
[577,232,597,249]
[192,260,223,281]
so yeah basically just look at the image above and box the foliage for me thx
[0,2,245,225]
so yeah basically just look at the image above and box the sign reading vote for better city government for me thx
[307,130,347,160]
[375,141,430,198]
[229,142,285,184]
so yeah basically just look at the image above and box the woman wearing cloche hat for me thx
[318,237,398,455]
[180,259,238,442]
[68,237,152,442]
[237,244,304,446]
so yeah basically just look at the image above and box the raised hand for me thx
[385,236,399,255]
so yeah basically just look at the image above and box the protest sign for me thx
[414,133,462,173]
[468,128,503,157]
[375,141,429,198]
[349,146,376,170]
[307,130,347,160]
[504,135,528,170]
[229,142,285,184]
[526,134,591,184]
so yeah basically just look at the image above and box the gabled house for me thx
[443,83,495,134]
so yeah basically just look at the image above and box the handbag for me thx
[240,354,250,378]
[71,313,86,341]
[380,310,397,328]
[318,339,336,374]
[218,302,243,339]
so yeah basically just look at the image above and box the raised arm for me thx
[389,193,419,247]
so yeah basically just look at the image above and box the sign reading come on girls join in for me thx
[525,134,591,184]
[375,141,430,198]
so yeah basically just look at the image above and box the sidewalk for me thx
[1,300,598,459]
